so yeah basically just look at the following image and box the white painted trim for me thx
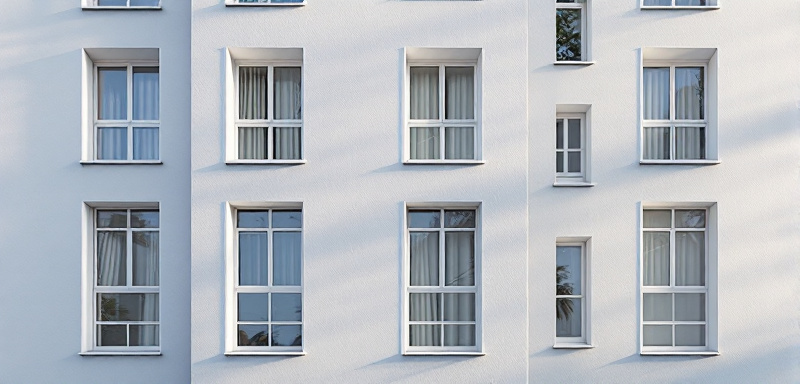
[553,61,595,66]
[553,343,594,349]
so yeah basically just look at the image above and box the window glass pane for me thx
[675,67,704,120]
[556,119,564,149]
[130,0,160,5]
[129,325,159,346]
[239,67,268,120]
[643,232,670,286]
[556,246,581,295]
[409,211,440,228]
[643,127,670,160]
[444,210,476,228]
[443,293,475,321]
[676,232,705,286]
[132,232,159,286]
[444,325,475,346]
[132,67,159,120]
[643,325,672,346]
[97,127,128,160]
[676,0,712,6]
[675,127,705,160]
[556,298,582,337]
[567,119,581,149]
[444,127,474,160]
[676,210,705,228]
[97,231,126,286]
[239,232,268,286]
[238,211,269,228]
[445,232,474,286]
[556,152,564,173]
[643,293,672,321]
[238,127,268,160]
[643,68,669,120]
[643,0,671,5]
[98,325,127,346]
[131,210,159,228]
[273,232,301,286]
[274,67,302,120]
[238,293,269,321]
[272,210,302,228]
[556,9,582,61]
[410,127,440,160]
[272,325,302,347]
[410,325,441,346]
[409,293,441,321]
[274,127,301,160]
[271,293,302,321]
[445,67,474,120]
[675,293,705,321]
[410,67,439,120]
[643,210,670,228]
[410,232,439,286]
[97,210,127,228]
[98,68,127,120]
[567,152,581,173]
[675,325,705,346]
[238,324,269,346]
[98,293,159,321]
[133,127,159,160]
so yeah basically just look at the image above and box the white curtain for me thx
[409,233,439,346]
[445,233,474,286]
[410,233,438,286]
[643,127,670,160]
[445,67,474,160]
[133,68,159,120]
[675,67,703,120]
[409,294,441,347]
[445,127,474,160]
[643,232,670,286]
[239,232,268,285]
[133,127,158,160]
[239,67,267,119]
[98,232,126,286]
[675,127,704,160]
[239,127,267,160]
[273,232,301,286]
[274,67,301,120]
[98,68,126,120]
[643,68,669,120]
[97,127,127,160]
[676,232,705,286]
[410,128,439,160]
[410,67,439,120]
[274,127,301,160]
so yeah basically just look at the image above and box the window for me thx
[82,0,161,9]
[642,0,718,8]
[555,238,591,347]
[555,0,592,63]
[641,48,718,163]
[405,48,482,163]
[226,48,303,164]
[226,0,306,6]
[405,206,481,354]
[226,205,303,354]
[82,48,160,163]
[641,205,718,354]
[82,205,160,354]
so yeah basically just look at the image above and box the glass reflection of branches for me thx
[556,265,574,321]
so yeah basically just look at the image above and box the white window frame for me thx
[639,48,719,164]
[554,0,593,65]
[403,203,483,355]
[81,202,161,355]
[224,202,305,355]
[403,48,483,164]
[225,0,307,6]
[82,0,162,9]
[554,237,592,348]
[554,105,593,186]
[225,48,305,164]
[641,0,719,10]
[639,203,718,356]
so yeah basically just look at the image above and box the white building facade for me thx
[1,1,799,383]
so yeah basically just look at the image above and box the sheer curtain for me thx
[409,232,439,346]
[675,67,704,159]
[445,67,474,160]
[444,232,475,346]
[98,68,127,160]
[239,67,268,159]
[643,232,670,286]
[273,232,301,286]
[274,67,302,159]
[239,232,268,285]
[98,232,126,286]
[643,68,670,159]
[97,128,127,160]
[410,67,439,160]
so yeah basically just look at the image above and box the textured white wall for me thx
[191,0,529,382]
[528,1,800,382]
[0,1,191,383]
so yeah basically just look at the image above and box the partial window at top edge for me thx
[89,0,161,7]
[227,0,306,5]
[642,0,718,7]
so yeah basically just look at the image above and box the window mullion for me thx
[127,209,134,288]
[267,67,274,160]
[439,66,446,160]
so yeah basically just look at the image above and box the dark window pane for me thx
[98,325,127,346]
[444,210,476,228]
[272,325,302,347]
[238,211,269,228]
[238,325,270,346]
[556,9,582,61]
[409,211,440,228]
[272,210,302,228]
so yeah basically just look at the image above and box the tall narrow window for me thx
[555,0,591,63]
[92,208,160,351]
[406,207,480,354]
[556,115,585,181]
[641,208,713,353]
[555,241,591,347]
[230,208,303,353]
[95,65,159,161]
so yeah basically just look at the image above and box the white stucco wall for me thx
[528,1,800,382]
[0,2,191,383]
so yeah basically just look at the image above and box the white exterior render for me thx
[1,0,798,383]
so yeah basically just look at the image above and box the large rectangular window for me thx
[405,207,481,354]
[227,206,303,354]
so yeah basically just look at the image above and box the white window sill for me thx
[639,160,720,165]
[554,61,595,66]
[82,6,162,10]
[403,160,486,165]
[80,351,161,356]
[225,160,307,165]
[553,343,594,349]
[640,351,720,356]
[403,351,485,356]
[553,181,595,188]
[225,351,306,356]
[641,6,720,10]
[80,160,163,165]
[225,2,306,6]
